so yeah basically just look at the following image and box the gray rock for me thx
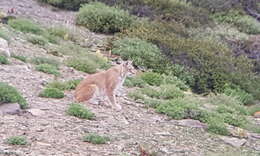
[177,119,207,128]
[0,38,10,57]
[220,136,247,147]
[0,103,21,115]
[27,108,45,116]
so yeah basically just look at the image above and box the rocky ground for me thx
[0,0,260,156]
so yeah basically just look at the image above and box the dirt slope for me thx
[0,0,260,155]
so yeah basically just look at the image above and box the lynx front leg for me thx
[107,92,122,111]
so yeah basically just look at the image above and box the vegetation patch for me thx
[76,2,134,33]
[112,37,167,72]
[140,72,163,86]
[8,19,43,34]
[35,64,60,76]
[83,133,110,144]
[47,79,81,91]
[0,82,27,109]
[12,55,27,62]
[0,55,9,64]
[6,136,27,145]
[39,88,64,98]
[27,34,48,46]
[67,103,95,119]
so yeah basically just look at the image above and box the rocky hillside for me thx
[0,0,260,156]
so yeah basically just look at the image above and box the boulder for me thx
[0,103,21,115]
[220,136,247,148]
[0,38,10,57]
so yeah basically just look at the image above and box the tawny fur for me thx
[74,61,135,110]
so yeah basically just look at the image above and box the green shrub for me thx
[27,34,48,46]
[159,85,185,99]
[0,29,10,41]
[222,113,247,127]
[0,82,27,109]
[156,97,200,120]
[223,85,254,105]
[124,76,147,88]
[39,88,64,98]
[0,55,9,64]
[140,72,163,86]
[139,87,161,99]
[112,38,168,72]
[46,79,81,91]
[39,0,89,11]
[127,90,145,101]
[66,54,109,73]
[247,105,260,116]
[8,19,43,34]
[67,103,95,119]
[36,64,60,76]
[162,74,189,91]
[83,133,110,144]
[213,10,260,34]
[12,55,27,62]
[206,115,229,135]
[143,98,166,108]
[76,2,134,33]
[6,136,27,145]
[66,57,98,74]
[31,56,59,67]
[48,27,69,38]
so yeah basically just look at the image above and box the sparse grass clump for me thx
[156,97,200,120]
[47,79,81,91]
[140,72,163,86]
[66,54,109,74]
[27,34,48,46]
[31,57,59,67]
[12,55,27,62]
[6,136,27,145]
[67,103,95,119]
[0,55,9,64]
[76,2,134,33]
[36,64,60,76]
[83,133,110,144]
[8,19,43,34]
[0,82,27,109]
[39,88,64,98]
[223,85,254,105]
[124,76,147,88]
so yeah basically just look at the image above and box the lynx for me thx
[74,61,135,110]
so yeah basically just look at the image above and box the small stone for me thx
[220,136,247,147]
[0,103,21,115]
[27,109,45,116]
[253,111,260,118]
[177,119,207,128]
[0,38,10,57]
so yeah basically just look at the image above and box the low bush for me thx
[83,133,110,144]
[223,85,254,105]
[8,19,43,34]
[6,136,27,145]
[46,79,81,91]
[112,37,168,72]
[140,72,163,86]
[213,10,260,34]
[39,0,89,11]
[76,2,134,33]
[27,34,48,46]
[39,88,64,98]
[222,113,247,127]
[161,74,189,91]
[12,55,27,62]
[0,55,9,64]
[31,57,59,67]
[124,76,147,88]
[205,113,230,135]
[159,85,185,99]
[156,97,200,120]
[0,82,27,109]
[67,103,95,119]
[66,54,109,74]
[35,64,60,76]
[127,90,145,101]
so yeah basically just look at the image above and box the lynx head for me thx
[121,60,136,77]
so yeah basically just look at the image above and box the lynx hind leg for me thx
[75,84,98,104]
[87,85,100,105]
